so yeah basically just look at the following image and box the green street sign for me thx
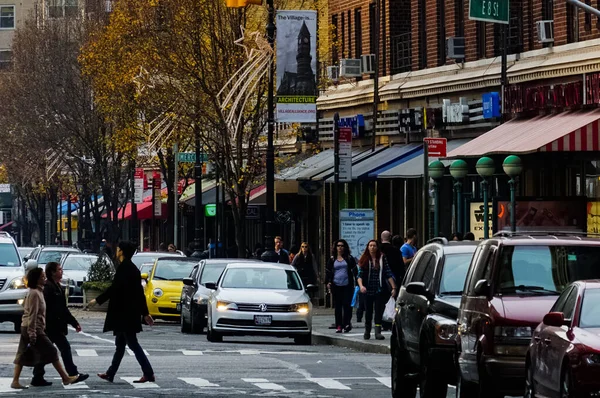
[178,152,209,163]
[205,203,217,217]
[469,0,509,24]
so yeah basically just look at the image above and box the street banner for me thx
[275,10,318,123]
[134,168,144,204]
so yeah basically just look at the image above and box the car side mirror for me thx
[205,282,217,290]
[141,273,148,280]
[406,282,430,298]
[305,284,318,292]
[183,277,194,287]
[543,312,565,327]
[25,259,38,271]
[473,279,490,297]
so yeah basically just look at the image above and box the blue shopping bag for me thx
[350,286,360,308]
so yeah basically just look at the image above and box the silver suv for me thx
[0,232,30,332]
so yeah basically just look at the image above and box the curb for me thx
[312,332,390,354]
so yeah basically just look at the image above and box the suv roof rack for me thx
[492,231,600,239]
[427,237,449,245]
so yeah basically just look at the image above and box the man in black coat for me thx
[380,231,404,284]
[90,241,155,383]
[30,262,89,387]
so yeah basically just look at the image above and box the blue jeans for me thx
[107,332,153,378]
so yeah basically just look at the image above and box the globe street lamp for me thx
[429,160,445,238]
[503,155,523,233]
[476,157,495,239]
[450,160,468,235]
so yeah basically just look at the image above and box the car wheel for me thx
[181,310,191,334]
[524,361,535,398]
[293,334,311,345]
[190,307,202,334]
[391,334,417,398]
[206,323,223,343]
[419,343,447,398]
[560,365,574,398]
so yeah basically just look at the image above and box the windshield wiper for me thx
[152,276,167,280]
[440,291,463,295]
[502,285,559,295]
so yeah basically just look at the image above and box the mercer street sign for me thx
[469,0,509,24]
[178,152,209,163]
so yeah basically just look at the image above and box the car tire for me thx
[524,360,535,398]
[391,334,417,398]
[181,310,191,334]
[419,343,447,398]
[190,307,202,334]
[206,324,223,343]
[294,334,311,345]
[560,365,574,398]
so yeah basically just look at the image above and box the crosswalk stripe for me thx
[52,377,90,389]
[179,377,219,387]
[239,349,260,355]
[181,350,203,356]
[242,378,286,390]
[120,377,159,389]
[0,378,12,393]
[308,378,351,390]
[76,349,98,357]
[376,377,391,388]
[126,348,150,356]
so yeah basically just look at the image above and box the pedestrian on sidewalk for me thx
[379,231,401,331]
[325,239,357,333]
[12,268,80,389]
[357,240,397,340]
[401,229,418,268]
[89,240,155,384]
[291,242,319,289]
[274,236,290,264]
[30,262,89,387]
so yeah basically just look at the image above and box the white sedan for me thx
[205,262,315,345]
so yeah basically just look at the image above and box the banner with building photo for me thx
[276,10,318,123]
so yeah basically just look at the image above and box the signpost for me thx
[469,0,509,24]
[339,209,375,259]
[178,152,208,163]
[134,168,144,204]
[338,126,352,182]
[424,138,447,158]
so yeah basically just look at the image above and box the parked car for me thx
[142,257,200,321]
[456,233,600,398]
[132,251,184,269]
[17,247,35,261]
[26,245,81,269]
[181,258,261,334]
[525,280,600,398]
[60,253,113,301]
[0,232,32,332]
[390,238,478,398]
[205,262,316,345]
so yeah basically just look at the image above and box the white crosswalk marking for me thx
[376,377,391,388]
[308,378,351,390]
[76,349,98,357]
[242,378,286,390]
[52,377,89,389]
[126,348,150,356]
[0,378,12,393]
[181,350,203,356]
[121,377,159,389]
[239,349,260,355]
[179,377,219,387]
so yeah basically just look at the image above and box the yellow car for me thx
[142,257,199,320]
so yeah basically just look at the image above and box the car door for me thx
[404,251,435,357]
[182,263,200,316]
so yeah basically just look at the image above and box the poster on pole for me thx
[134,168,144,204]
[339,209,375,259]
[275,10,318,123]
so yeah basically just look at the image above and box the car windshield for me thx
[152,260,198,281]
[497,245,600,296]
[200,263,228,284]
[39,250,72,264]
[132,255,158,268]
[63,256,96,271]
[579,288,600,328]
[221,267,303,290]
[439,253,474,295]
[18,248,33,259]
[0,243,20,267]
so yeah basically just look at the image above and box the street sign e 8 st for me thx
[469,0,509,24]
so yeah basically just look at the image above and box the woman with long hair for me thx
[325,239,358,333]
[12,268,79,389]
[291,242,318,288]
[357,240,397,340]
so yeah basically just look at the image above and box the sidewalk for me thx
[311,307,391,354]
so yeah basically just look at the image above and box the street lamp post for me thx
[260,0,278,263]
[476,157,495,240]
[428,161,445,238]
[449,160,468,235]
[503,155,522,233]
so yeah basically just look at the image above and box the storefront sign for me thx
[424,138,447,157]
[482,92,501,118]
[398,108,424,133]
[442,98,469,124]
[339,157,352,182]
[504,82,583,114]
[587,202,600,234]
[153,173,162,217]
[469,202,493,240]
[134,168,144,204]
[339,209,375,259]
[340,115,365,138]
[338,127,352,157]
[246,206,260,219]
[496,199,585,232]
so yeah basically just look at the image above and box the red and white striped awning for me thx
[540,119,600,151]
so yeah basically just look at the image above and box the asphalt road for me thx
[0,315,397,398]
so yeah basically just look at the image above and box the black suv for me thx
[391,238,478,398]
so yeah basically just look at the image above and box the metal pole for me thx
[261,0,278,262]
[371,0,380,152]
[215,159,220,255]
[422,143,429,240]
[66,193,72,246]
[501,24,508,115]
[333,113,340,241]
[567,0,600,17]
[483,179,489,239]
[174,142,179,249]
[433,181,439,238]
[151,175,156,250]
[456,180,463,234]
[194,124,204,252]
[510,178,516,233]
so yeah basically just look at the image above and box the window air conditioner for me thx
[361,54,375,74]
[339,59,362,78]
[327,66,339,81]
[537,20,554,43]
[447,37,465,59]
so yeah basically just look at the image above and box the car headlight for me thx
[583,354,600,365]
[8,277,26,290]
[494,326,532,338]
[435,321,457,341]
[153,288,163,298]
[217,301,238,311]
[290,303,310,314]
[196,296,205,305]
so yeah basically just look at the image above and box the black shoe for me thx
[74,374,89,383]
[30,379,52,387]
[97,373,114,383]
[344,325,352,333]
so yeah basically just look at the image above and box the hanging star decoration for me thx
[132,66,155,94]
[233,26,252,59]
[234,26,273,60]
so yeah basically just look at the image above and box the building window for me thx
[477,22,486,58]
[437,0,446,66]
[0,51,12,70]
[455,0,464,37]
[0,6,15,29]
[418,0,427,69]
[355,8,362,57]
[585,0,592,31]
[494,1,523,55]
[542,0,553,20]
[369,3,376,57]
[381,0,387,75]
[331,15,339,64]
[347,10,352,58]
[567,2,579,43]
[49,0,79,18]
[341,12,345,59]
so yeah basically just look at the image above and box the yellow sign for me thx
[57,217,78,232]
[588,202,600,234]
[469,202,493,240]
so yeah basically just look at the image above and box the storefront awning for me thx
[324,144,422,182]
[108,202,168,220]
[307,147,382,181]
[370,139,471,179]
[446,109,600,158]
[276,150,333,181]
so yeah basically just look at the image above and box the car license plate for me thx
[176,303,181,312]
[254,315,272,325]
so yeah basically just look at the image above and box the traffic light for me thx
[226,0,262,7]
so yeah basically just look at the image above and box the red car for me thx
[525,280,600,398]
